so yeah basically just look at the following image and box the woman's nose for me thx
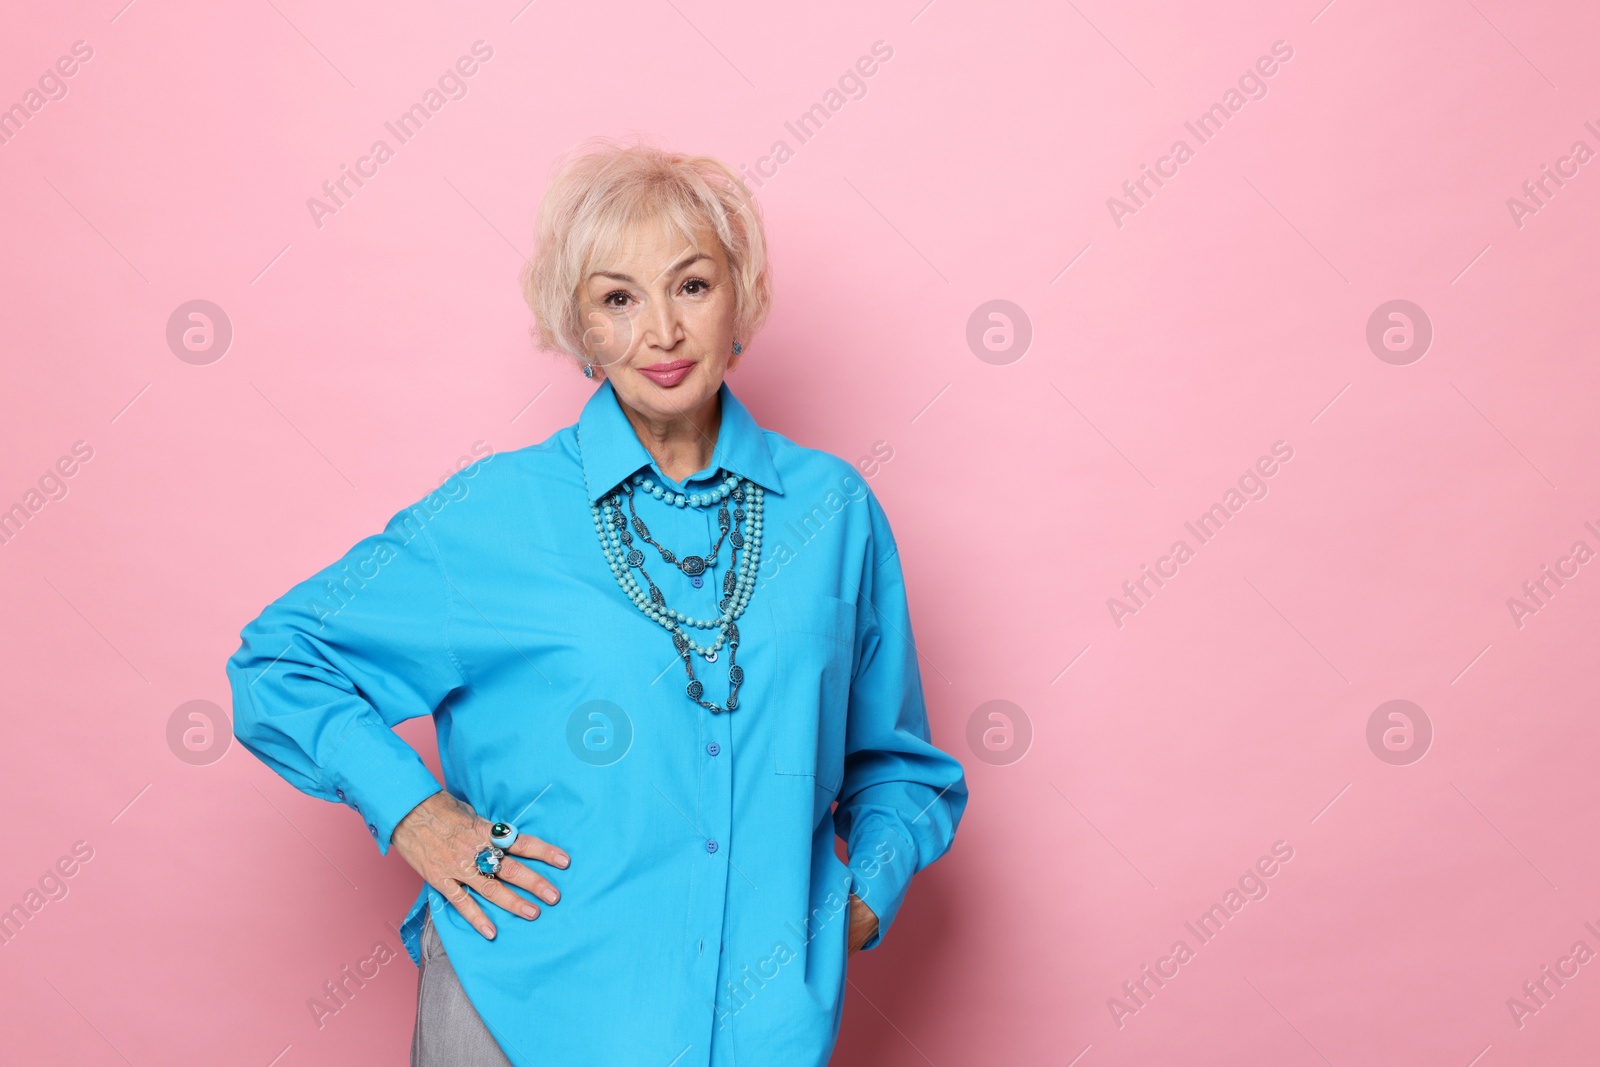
[640,296,681,348]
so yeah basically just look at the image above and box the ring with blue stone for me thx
[474,845,504,878]
[489,822,519,850]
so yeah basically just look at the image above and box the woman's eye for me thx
[603,291,630,308]
[682,278,710,295]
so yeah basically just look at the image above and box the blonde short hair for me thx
[520,136,772,363]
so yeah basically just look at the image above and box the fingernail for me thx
[481,925,496,939]
[521,905,540,920]
[555,853,570,868]
[543,888,559,904]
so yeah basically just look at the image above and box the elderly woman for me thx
[226,139,967,1066]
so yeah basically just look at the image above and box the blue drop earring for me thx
[732,340,742,355]
[583,363,595,379]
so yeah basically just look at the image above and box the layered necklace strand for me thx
[618,477,736,589]
[579,427,765,714]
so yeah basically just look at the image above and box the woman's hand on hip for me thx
[391,790,569,940]
[846,892,878,956]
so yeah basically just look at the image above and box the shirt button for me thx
[706,839,718,854]
[335,789,346,801]
[367,823,378,837]
[706,742,720,756]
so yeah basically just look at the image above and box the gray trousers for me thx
[411,905,514,1066]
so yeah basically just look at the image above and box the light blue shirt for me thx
[226,379,967,1066]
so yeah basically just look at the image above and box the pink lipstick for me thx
[638,360,694,388]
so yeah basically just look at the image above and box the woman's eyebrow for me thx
[588,252,711,284]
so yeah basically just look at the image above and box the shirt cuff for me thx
[324,719,443,855]
[845,816,918,951]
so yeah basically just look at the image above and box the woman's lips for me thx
[638,360,694,388]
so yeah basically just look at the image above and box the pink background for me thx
[3,0,1598,1063]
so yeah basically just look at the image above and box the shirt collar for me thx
[577,378,784,503]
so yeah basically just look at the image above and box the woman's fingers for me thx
[430,865,544,939]
[507,832,570,870]
[486,828,566,909]
[465,867,545,922]
[495,856,561,906]
[431,875,498,939]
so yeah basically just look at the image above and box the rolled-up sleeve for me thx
[835,493,968,950]
[225,503,465,855]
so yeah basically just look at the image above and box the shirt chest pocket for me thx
[770,594,856,792]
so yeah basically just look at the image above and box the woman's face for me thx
[578,217,738,427]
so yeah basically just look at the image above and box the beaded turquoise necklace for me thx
[579,426,765,713]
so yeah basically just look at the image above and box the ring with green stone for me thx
[489,822,519,850]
